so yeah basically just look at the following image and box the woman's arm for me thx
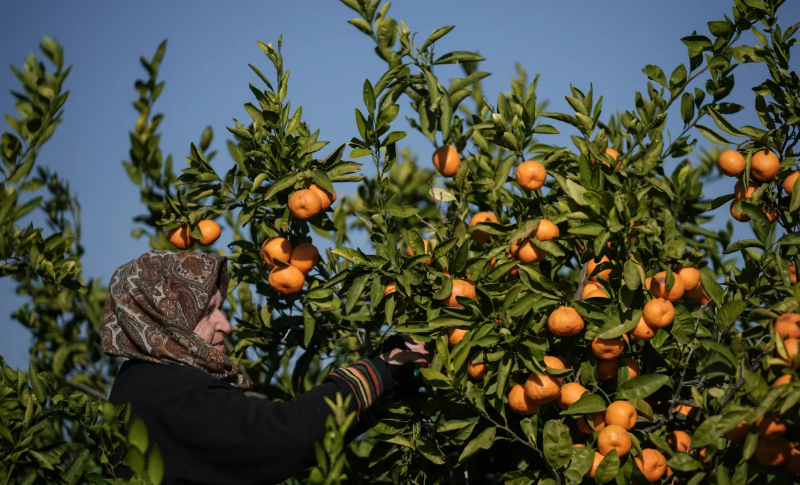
[173,340,428,485]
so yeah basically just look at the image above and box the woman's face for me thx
[193,290,231,353]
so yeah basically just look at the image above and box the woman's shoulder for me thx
[109,359,218,408]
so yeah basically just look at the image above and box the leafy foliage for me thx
[3,0,800,484]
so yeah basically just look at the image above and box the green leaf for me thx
[251,173,269,191]
[421,25,455,51]
[700,340,737,367]
[543,421,572,467]
[11,196,42,222]
[551,172,587,205]
[640,138,664,175]
[533,124,559,135]
[561,393,607,415]
[664,239,686,259]
[440,91,453,142]
[532,239,564,258]
[598,310,641,339]
[449,71,491,93]
[792,178,800,212]
[496,355,511,400]
[420,368,452,389]
[724,239,764,253]
[350,147,372,158]
[458,426,495,462]
[381,131,406,146]
[435,51,486,65]
[616,375,670,399]
[264,173,298,200]
[568,223,604,236]
[740,201,771,244]
[642,65,668,87]
[28,363,45,404]
[566,446,595,480]
[28,450,54,470]
[681,92,695,124]
[434,278,454,301]
[430,187,456,203]
[62,448,90,485]
[433,238,458,258]
[708,106,744,137]
[668,452,702,472]
[777,233,800,245]
[128,416,149,454]
[418,438,446,465]
[494,154,515,190]
[717,301,747,331]
[700,273,723,308]
[681,35,713,56]
[428,316,472,329]
[690,415,722,449]
[696,124,731,145]
[312,170,335,194]
[331,248,369,265]
[345,275,369,314]
[629,398,654,421]
[303,309,315,348]
[8,153,35,183]
[453,241,470,273]
[509,293,537,317]
[669,63,688,90]
[348,18,374,37]
[623,260,641,290]
[363,79,375,113]
[594,450,620,484]
[355,108,369,140]
[742,0,766,10]
[385,294,396,326]
[148,443,165,485]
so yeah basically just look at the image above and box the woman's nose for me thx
[216,314,233,334]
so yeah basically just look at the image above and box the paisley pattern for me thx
[103,250,249,389]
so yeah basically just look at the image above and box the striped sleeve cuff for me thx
[327,358,390,416]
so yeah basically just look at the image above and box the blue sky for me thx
[1,1,798,369]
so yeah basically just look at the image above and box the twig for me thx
[473,407,561,485]
[573,248,588,302]
[355,215,372,230]
[642,417,667,433]
[670,299,711,417]
[717,346,767,411]
[430,184,449,228]
[716,358,747,412]
[65,380,107,400]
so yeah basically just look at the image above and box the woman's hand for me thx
[378,336,431,367]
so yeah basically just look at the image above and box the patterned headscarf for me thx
[103,250,249,389]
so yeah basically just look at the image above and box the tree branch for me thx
[65,380,107,400]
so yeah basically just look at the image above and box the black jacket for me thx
[108,356,399,484]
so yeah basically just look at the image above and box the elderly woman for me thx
[104,251,429,484]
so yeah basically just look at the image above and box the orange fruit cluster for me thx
[633,266,709,341]
[261,237,320,295]
[166,219,222,249]
[288,183,337,220]
[719,148,784,223]
[580,399,661,479]
[506,219,560,273]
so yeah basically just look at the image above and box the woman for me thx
[104,250,430,484]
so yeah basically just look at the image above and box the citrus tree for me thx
[3,0,800,484]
